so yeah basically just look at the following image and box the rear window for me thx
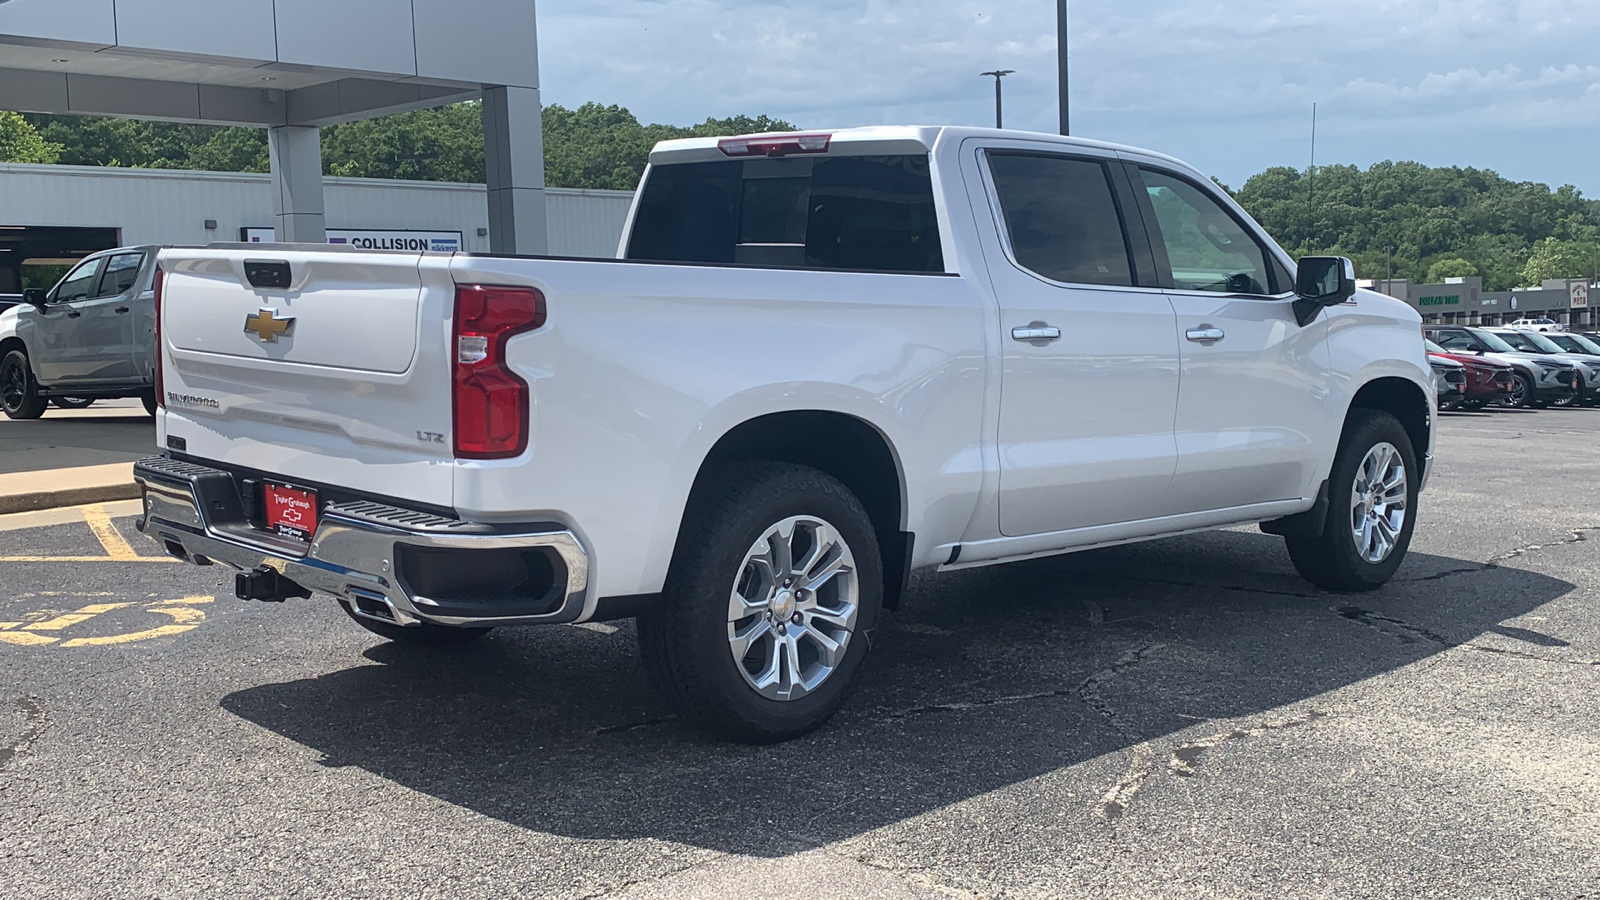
[626,155,944,274]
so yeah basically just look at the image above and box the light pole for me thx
[980,69,1015,129]
[1057,0,1070,135]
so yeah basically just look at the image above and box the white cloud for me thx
[537,0,1600,192]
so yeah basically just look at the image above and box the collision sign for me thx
[242,228,463,252]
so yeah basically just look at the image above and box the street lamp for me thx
[980,69,1015,129]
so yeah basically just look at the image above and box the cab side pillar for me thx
[268,125,326,243]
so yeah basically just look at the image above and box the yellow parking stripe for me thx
[0,631,59,647]
[82,504,141,560]
[57,603,207,647]
[0,556,177,563]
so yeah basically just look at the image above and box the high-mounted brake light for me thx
[452,284,546,460]
[152,267,165,410]
[718,133,832,158]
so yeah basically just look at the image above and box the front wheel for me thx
[52,397,95,410]
[1285,410,1419,592]
[1503,372,1534,409]
[0,350,47,420]
[637,462,883,743]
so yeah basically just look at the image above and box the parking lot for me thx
[2,408,1597,899]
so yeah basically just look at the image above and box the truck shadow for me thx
[221,529,1573,857]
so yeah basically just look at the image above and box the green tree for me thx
[1520,238,1600,285]
[0,111,62,164]
[1425,258,1479,282]
[321,103,485,182]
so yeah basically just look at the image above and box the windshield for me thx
[1516,331,1567,353]
[1550,333,1600,354]
[1469,329,1518,353]
[1494,331,1542,352]
[1424,339,1448,353]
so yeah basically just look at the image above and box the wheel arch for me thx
[681,410,913,610]
[0,336,28,365]
[1347,376,1432,481]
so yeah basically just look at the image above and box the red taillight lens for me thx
[718,133,831,158]
[152,267,165,409]
[452,284,545,460]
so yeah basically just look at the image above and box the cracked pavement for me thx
[2,409,1599,898]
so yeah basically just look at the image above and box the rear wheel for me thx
[637,462,882,743]
[0,350,46,420]
[51,397,95,410]
[1286,410,1418,592]
[340,603,494,647]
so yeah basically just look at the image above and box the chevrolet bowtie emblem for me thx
[244,308,296,343]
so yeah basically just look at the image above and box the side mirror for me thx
[1292,256,1356,326]
[21,288,47,309]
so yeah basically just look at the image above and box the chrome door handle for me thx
[1186,326,1225,343]
[1012,324,1062,343]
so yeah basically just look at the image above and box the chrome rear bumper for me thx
[134,456,589,628]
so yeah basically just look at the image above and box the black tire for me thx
[140,390,158,417]
[637,462,883,743]
[1461,399,1485,411]
[51,397,95,410]
[0,350,47,420]
[340,603,494,646]
[1504,372,1534,409]
[1285,410,1419,592]
[1439,396,1463,412]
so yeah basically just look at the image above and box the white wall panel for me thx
[114,0,277,62]
[273,0,417,76]
[0,164,630,259]
[0,0,116,48]
[413,0,538,88]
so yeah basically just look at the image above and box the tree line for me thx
[5,105,1598,287]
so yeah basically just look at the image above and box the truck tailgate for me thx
[157,247,458,509]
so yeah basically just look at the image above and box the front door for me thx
[31,257,105,385]
[1131,164,1332,514]
[78,250,147,383]
[981,149,1181,536]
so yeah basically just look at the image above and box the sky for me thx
[538,0,1600,195]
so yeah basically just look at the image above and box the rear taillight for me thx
[152,267,165,409]
[452,284,545,460]
[718,133,831,158]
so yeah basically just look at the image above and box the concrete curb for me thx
[0,463,140,515]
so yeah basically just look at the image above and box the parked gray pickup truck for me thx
[0,246,160,418]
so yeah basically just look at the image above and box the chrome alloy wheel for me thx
[1350,442,1408,564]
[727,515,859,701]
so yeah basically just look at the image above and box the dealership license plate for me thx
[264,484,319,541]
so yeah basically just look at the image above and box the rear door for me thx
[76,250,147,383]
[1129,162,1331,514]
[977,146,1181,536]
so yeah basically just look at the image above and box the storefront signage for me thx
[1417,295,1460,307]
[1572,283,1590,310]
[242,228,462,252]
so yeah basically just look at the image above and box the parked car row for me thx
[1424,325,1600,411]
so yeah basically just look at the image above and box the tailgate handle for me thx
[244,260,293,290]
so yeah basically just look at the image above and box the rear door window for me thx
[984,152,1135,287]
[627,155,944,273]
[94,252,146,298]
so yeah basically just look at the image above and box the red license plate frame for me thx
[263,483,319,541]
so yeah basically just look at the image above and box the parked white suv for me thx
[136,127,1434,741]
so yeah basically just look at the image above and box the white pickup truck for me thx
[136,126,1433,742]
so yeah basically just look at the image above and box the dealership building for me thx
[0,162,633,292]
[1,0,578,290]
[1361,277,1596,328]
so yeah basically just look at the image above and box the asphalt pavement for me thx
[0,398,154,475]
[1,408,1597,899]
